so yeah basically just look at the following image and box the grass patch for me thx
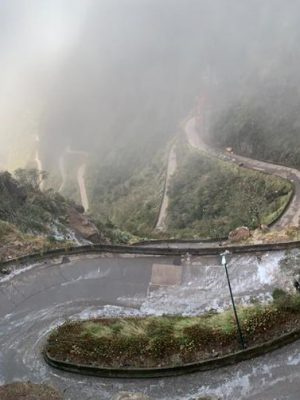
[261,192,293,226]
[0,170,69,234]
[167,142,293,239]
[45,291,300,368]
[88,146,169,237]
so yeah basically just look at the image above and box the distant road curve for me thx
[59,146,89,212]
[34,135,44,191]
[185,117,300,229]
[156,144,177,230]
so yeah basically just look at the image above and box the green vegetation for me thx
[93,218,138,245]
[211,84,300,169]
[0,220,17,241]
[0,168,86,262]
[272,288,300,312]
[86,135,293,240]
[0,168,138,258]
[166,144,293,239]
[45,290,300,369]
[0,169,69,234]
[88,148,168,237]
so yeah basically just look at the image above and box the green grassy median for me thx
[45,290,300,369]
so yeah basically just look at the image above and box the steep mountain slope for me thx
[0,169,105,261]
[2,2,300,242]
[210,84,300,168]
[166,142,293,239]
[87,148,169,238]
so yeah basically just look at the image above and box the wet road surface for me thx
[156,145,177,231]
[185,117,300,229]
[1,252,300,399]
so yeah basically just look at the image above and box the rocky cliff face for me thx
[67,206,108,243]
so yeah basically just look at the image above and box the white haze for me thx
[0,0,300,169]
[0,0,88,167]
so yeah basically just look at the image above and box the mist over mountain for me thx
[40,0,300,166]
[2,1,300,168]
[2,0,300,236]
[4,4,300,398]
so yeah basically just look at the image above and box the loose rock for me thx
[228,226,250,242]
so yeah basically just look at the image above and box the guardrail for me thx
[132,237,227,246]
[1,240,300,272]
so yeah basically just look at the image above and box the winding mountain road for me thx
[1,251,300,399]
[59,147,89,211]
[185,117,300,229]
[4,117,300,400]
[34,135,44,191]
[156,145,177,230]
[156,117,300,236]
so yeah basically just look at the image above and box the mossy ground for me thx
[46,291,300,369]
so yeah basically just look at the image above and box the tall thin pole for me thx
[224,262,246,350]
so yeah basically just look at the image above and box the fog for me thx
[1,0,300,170]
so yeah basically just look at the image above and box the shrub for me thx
[242,306,279,336]
[146,318,174,337]
[272,288,288,301]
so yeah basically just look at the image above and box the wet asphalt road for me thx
[1,252,300,399]
[185,117,300,229]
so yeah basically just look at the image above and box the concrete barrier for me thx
[132,237,226,246]
[43,327,300,378]
[1,240,300,273]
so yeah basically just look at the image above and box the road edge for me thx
[43,327,300,378]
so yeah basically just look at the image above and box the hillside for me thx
[87,147,169,238]
[210,84,300,168]
[0,169,106,261]
[2,1,300,242]
[81,134,293,240]
[166,142,293,239]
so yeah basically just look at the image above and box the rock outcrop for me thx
[67,206,107,243]
[228,226,250,242]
